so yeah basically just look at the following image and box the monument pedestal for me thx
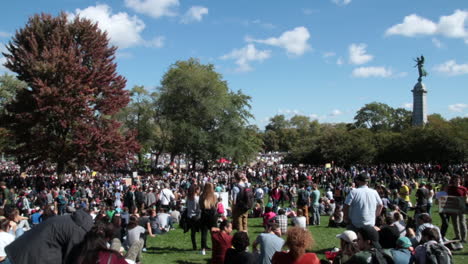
[412,81,427,126]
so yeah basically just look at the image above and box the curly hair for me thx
[285,227,315,260]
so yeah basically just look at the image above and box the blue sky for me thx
[1,0,467,128]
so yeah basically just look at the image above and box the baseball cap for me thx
[336,230,358,243]
[396,237,412,249]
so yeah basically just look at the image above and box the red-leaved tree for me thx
[0,13,139,173]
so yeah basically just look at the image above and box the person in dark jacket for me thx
[5,209,93,264]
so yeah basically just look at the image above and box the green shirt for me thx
[311,190,320,206]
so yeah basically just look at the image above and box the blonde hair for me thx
[200,183,217,209]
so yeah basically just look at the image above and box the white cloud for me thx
[0,56,6,72]
[0,43,8,72]
[143,36,165,48]
[247,27,311,56]
[434,60,468,76]
[402,103,413,109]
[352,66,393,78]
[323,52,336,58]
[448,103,468,112]
[332,0,352,6]
[437,10,468,38]
[385,14,437,36]
[221,44,271,72]
[330,109,343,117]
[125,0,179,18]
[181,6,208,24]
[386,10,468,42]
[349,43,373,65]
[0,31,10,38]
[432,38,443,48]
[69,5,164,49]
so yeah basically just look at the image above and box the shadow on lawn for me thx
[146,246,194,254]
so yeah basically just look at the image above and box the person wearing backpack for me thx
[296,184,310,226]
[413,227,453,264]
[231,171,252,232]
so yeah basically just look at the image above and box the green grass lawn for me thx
[142,196,467,263]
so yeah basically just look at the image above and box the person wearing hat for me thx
[333,230,359,264]
[343,172,383,230]
[390,237,412,264]
[346,225,392,264]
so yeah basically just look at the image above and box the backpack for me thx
[425,243,453,264]
[237,185,254,212]
[297,190,309,207]
[371,248,394,264]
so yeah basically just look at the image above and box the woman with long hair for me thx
[199,182,218,255]
[272,227,320,264]
[186,184,201,251]
[75,221,127,264]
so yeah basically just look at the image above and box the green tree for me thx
[0,74,28,153]
[354,102,395,131]
[116,85,157,167]
[157,58,258,167]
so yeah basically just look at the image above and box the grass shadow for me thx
[146,246,195,255]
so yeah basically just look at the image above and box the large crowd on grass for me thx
[0,162,466,264]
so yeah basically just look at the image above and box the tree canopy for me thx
[0,13,139,173]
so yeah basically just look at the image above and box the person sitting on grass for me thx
[332,230,359,264]
[291,209,306,229]
[328,205,344,228]
[210,220,233,264]
[413,227,453,264]
[225,231,256,264]
[253,222,284,264]
[262,206,276,229]
[272,226,320,264]
[274,209,288,234]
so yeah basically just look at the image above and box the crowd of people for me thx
[0,162,465,263]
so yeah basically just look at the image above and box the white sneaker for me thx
[142,248,147,252]
[201,249,206,255]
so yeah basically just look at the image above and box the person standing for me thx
[159,184,175,210]
[447,176,467,243]
[343,173,383,230]
[310,184,321,226]
[296,184,310,226]
[232,171,251,232]
[186,184,201,251]
[199,183,218,255]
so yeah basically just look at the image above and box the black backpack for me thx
[297,190,309,207]
[237,185,254,212]
[425,243,453,264]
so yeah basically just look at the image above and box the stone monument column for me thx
[412,55,428,126]
[412,81,427,126]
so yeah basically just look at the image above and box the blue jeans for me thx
[311,204,320,225]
